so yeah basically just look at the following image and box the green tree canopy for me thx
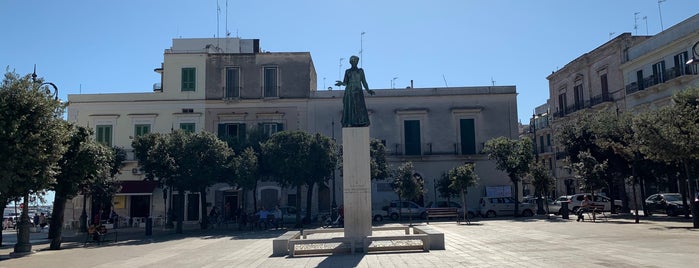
[483,136,533,216]
[448,162,479,220]
[0,70,68,253]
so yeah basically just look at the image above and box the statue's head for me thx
[349,55,359,65]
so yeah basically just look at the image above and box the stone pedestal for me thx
[342,127,372,243]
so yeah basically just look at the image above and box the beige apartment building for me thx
[66,38,519,227]
[540,13,699,204]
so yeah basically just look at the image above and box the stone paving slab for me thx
[1,215,698,267]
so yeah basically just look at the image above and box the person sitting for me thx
[577,195,592,222]
[255,207,269,228]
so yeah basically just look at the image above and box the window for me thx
[181,68,196,91]
[95,125,112,147]
[263,67,278,97]
[674,52,689,76]
[539,136,544,153]
[459,119,476,154]
[636,70,644,90]
[225,67,240,98]
[558,93,567,115]
[600,74,609,97]
[134,124,150,137]
[180,123,195,133]
[573,80,584,110]
[217,123,246,142]
[546,134,551,146]
[652,61,665,85]
[404,120,421,155]
[261,122,283,137]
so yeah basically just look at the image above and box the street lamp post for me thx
[331,120,338,219]
[14,66,60,254]
[685,41,699,228]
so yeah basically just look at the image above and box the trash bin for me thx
[145,218,152,236]
[561,202,569,219]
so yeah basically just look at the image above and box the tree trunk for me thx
[305,183,314,224]
[49,196,68,249]
[512,176,520,217]
[295,187,302,228]
[200,187,208,230]
[680,161,690,219]
[639,174,649,216]
[252,181,258,214]
[682,161,698,227]
[0,201,6,246]
[176,188,184,234]
[460,190,467,222]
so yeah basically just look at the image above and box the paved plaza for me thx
[1,215,698,267]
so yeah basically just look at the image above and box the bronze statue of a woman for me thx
[335,55,375,127]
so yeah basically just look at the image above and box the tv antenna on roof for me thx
[634,12,640,35]
[491,77,496,86]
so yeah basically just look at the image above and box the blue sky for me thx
[2,1,698,124]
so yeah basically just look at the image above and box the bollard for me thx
[145,218,153,236]
[561,202,569,219]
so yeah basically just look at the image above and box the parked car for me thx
[278,206,317,224]
[372,209,387,222]
[388,200,427,220]
[568,194,622,213]
[522,197,556,214]
[425,201,477,219]
[549,195,573,215]
[479,197,535,217]
[645,193,688,216]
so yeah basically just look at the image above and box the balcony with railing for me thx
[625,66,696,95]
[390,142,484,156]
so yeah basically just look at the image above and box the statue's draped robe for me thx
[341,67,370,127]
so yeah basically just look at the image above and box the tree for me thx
[436,172,458,203]
[133,130,232,231]
[557,111,631,213]
[262,131,336,227]
[230,147,256,216]
[528,162,554,214]
[370,139,390,181]
[0,70,68,253]
[391,162,425,223]
[447,163,479,221]
[48,125,114,249]
[181,131,233,229]
[483,137,533,217]
[303,133,338,222]
[634,87,699,226]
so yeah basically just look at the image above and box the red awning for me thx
[118,181,158,195]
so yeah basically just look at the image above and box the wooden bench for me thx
[288,237,355,257]
[363,234,429,253]
[425,207,460,224]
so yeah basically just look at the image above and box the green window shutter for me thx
[96,125,112,147]
[182,68,195,91]
[404,120,421,155]
[135,124,150,137]
[180,123,195,133]
[218,124,227,139]
[277,123,283,131]
[460,119,476,154]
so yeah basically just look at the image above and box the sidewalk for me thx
[1,214,698,267]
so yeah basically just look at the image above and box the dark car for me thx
[645,193,688,216]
